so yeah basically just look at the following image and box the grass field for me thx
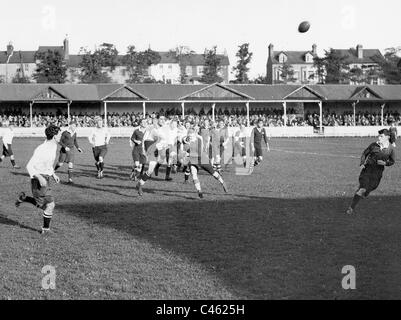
[1,137,401,300]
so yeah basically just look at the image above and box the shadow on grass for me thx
[0,214,40,233]
[57,194,401,299]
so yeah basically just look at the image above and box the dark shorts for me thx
[92,145,108,161]
[254,145,263,158]
[58,148,74,164]
[31,176,54,209]
[359,166,383,196]
[2,144,13,157]
[132,145,146,164]
[191,163,215,176]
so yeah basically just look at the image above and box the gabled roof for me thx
[32,86,69,102]
[349,86,382,100]
[179,83,253,100]
[332,48,383,64]
[101,85,148,101]
[284,85,326,100]
[271,51,316,64]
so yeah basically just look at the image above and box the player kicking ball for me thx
[15,124,61,235]
[346,129,396,215]
[182,128,228,198]
[54,121,83,184]
[89,118,111,179]
[0,125,21,169]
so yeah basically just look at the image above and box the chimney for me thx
[312,44,317,55]
[356,44,363,59]
[63,35,69,60]
[7,42,14,57]
[268,43,274,60]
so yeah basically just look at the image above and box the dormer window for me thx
[278,53,287,63]
[305,53,314,63]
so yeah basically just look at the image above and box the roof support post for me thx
[381,103,386,126]
[29,101,34,128]
[319,100,323,133]
[143,101,146,118]
[103,101,107,127]
[212,103,216,122]
[181,102,185,120]
[67,101,71,124]
[246,101,250,127]
[282,101,287,127]
[352,102,356,126]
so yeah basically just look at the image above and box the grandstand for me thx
[1,83,401,137]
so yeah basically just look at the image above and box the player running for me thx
[346,129,396,214]
[88,118,111,179]
[182,127,228,198]
[15,124,61,235]
[251,119,269,166]
[136,119,180,196]
[129,118,147,181]
[154,117,179,181]
[0,125,21,169]
[54,121,83,183]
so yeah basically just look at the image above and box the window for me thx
[294,71,299,79]
[186,66,192,76]
[197,66,204,75]
[279,53,287,63]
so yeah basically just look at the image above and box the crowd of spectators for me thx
[1,107,400,128]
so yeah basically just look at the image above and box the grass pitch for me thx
[1,137,401,299]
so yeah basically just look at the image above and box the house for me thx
[331,45,385,85]
[266,43,319,85]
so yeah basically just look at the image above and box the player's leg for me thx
[67,162,74,183]
[165,149,173,181]
[7,145,20,168]
[93,147,101,177]
[136,160,157,196]
[190,165,203,198]
[154,149,161,176]
[201,164,228,193]
[54,150,66,172]
[98,147,108,178]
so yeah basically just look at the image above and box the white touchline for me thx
[270,148,360,159]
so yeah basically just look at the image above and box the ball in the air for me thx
[298,21,311,33]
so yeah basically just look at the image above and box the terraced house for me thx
[0,38,230,84]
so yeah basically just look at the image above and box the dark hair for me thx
[378,129,390,136]
[45,124,60,140]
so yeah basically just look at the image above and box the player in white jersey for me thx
[88,118,111,179]
[0,125,21,169]
[136,118,179,196]
[15,125,61,235]
[154,117,179,181]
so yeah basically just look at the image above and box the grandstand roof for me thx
[0,84,401,102]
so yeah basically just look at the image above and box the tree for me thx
[371,47,401,84]
[348,66,365,84]
[200,46,223,84]
[96,43,119,71]
[78,48,112,83]
[278,62,296,83]
[123,46,161,83]
[312,56,325,84]
[33,50,67,83]
[319,49,350,84]
[169,46,196,84]
[232,43,253,83]
[250,75,268,84]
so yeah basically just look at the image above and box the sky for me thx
[1,0,400,79]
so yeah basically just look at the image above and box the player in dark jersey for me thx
[182,127,228,198]
[54,121,83,183]
[130,119,147,181]
[389,120,398,147]
[346,129,396,214]
[251,119,268,166]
